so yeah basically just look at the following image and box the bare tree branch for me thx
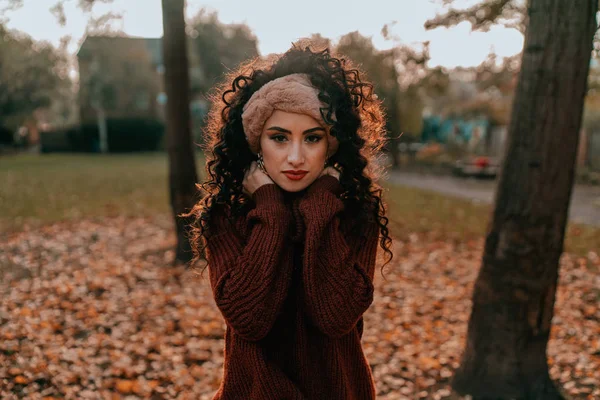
[77,0,112,13]
[50,0,67,26]
[425,0,527,34]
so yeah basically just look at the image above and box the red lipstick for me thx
[282,170,308,181]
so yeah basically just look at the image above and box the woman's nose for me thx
[287,142,304,165]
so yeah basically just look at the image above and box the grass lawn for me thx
[1,152,599,256]
[0,153,174,232]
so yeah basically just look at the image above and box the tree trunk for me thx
[96,107,108,153]
[161,0,198,264]
[452,1,597,399]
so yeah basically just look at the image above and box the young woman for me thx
[187,44,393,400]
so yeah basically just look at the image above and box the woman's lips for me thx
[283,172,308,181]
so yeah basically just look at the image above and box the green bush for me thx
[40,128,74,153]
[79,118,165,152]
[42,118,165,153]
[0,124,14,145]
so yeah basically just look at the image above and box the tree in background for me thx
[425,0,528,33]
[335,31,403,145]
[0,23,67,128]
[424,0,526,128]
[427,0,600,60]
[430,52,519,129]
[294,33,332,51]
[335,30,449,166]
[582,64,600,163]
[3,0,200,262]
[449,1,597,399]
[470,52,519,128]
[0,0,125,139]
[6,0,200,263]
[161,0,198,264]
[188,10,259,95]
[49,0,124,33]
[77,35,160,152]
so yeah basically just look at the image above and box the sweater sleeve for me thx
[298,175,379,338]
[205,183,293,341]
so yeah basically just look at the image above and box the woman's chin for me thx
[277,182,310,193]
[272,175,317,193]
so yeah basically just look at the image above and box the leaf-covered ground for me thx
[1,216,598,399]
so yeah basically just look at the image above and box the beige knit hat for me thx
[241,73,339,157]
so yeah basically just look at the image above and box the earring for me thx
[325,158,338,168]
[257,152,267,173]
[328,159,341,173]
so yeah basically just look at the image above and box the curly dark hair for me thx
[185,43,394,279]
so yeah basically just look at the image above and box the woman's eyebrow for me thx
[265,126,326,134]
[265,126,291,133]
[303,127,326,134]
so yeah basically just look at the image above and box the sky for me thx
[2,0,524,69]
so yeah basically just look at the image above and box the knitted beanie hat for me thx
[241,73,339,157]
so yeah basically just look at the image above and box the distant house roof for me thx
[77,35,163,66]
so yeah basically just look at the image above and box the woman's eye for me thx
[306,135,323,143]
[271,135,287,143]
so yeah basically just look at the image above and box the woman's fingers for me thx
[243,162,257,195]
[320,166,340,180]
[243,161,275,196]
[244,162,256,180]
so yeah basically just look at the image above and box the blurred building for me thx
[76,35,207,125]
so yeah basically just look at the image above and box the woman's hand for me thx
[243,161,275,196]
[319,165,341,180]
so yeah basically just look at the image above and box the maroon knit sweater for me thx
[205,175,379,400]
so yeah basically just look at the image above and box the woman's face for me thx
[259,110,330,192]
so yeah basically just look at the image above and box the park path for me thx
[385,170,600,227]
